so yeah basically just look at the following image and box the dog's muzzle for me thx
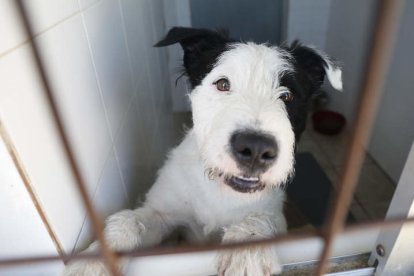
[230,130,278,174]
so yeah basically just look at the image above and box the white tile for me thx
[120,0,170,112]
[22,0,79,35]
[94,149,128,213]
[118,0,149,86]
[0,139,59,258]
[0,262,64,276]
[78,0,101,11]
[114,95,150,204]
[120,0,171,121]
[36,14,112,195]
[0,0,27,55]
[135,77,157,137]
[148,0,164,40]
[82,0,134,136]
[74,148,128,251]
[146,109,188,176]
[72,218,93,252]
[135,0,165,108]
[0,45,86,254]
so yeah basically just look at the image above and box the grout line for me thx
[132,2,161,166]
[353,196,373,221]
[78,3,114,141]
[116,0,135,90]
[112,147,131,206]
[0,40,31,60]
[148,0,171,110]
[79,5,118,167]
[136,2,158,119]
[0,0,102,60]
[368,155,397,188]
[75,0,133,242]
[70,215,88,256]
[78,0,102,12]
[71,145,114,254]
[74,4,127,255]
[81,0,139,207]
[72,139,129,254]
[9,0,125,259]
[111,98,135,205]
[113,0,147,190]
[0,120,66,262]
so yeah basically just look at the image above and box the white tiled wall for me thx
[0,0,175,271]
[368,1,414,183]
[0,43,86,255]
[286,0,331,50]
[286,0,377,124]
[324,0,378,123]
[0,137,64,275]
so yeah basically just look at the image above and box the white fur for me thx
[63,44,306,276]
[325,63,343,91]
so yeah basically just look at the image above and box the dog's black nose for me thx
[230,131,278,172]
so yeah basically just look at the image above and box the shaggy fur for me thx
[63,27,342,276]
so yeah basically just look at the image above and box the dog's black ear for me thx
[155,27,230,87]
[286,41,342,91]
[154,27,229,50]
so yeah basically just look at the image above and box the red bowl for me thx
[312,110,346,135]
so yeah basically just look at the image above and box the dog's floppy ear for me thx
[287,41,342,91]
[155,27,230,87]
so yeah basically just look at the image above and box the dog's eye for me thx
[214,78,230,92]
[279,91,294,102]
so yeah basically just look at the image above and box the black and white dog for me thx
[64,27,342,276]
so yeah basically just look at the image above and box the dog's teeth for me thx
[236,176,259,182]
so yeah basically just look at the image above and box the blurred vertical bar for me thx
[315,0,405,275]
[14,1,120,275]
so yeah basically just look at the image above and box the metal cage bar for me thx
[0,0,410,275]
[315,0,405,274]
[14,1,120,275]
[1,215,414,267]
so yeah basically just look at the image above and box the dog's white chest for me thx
[191,177,280,236]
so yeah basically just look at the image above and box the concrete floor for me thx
[297,121,396,223]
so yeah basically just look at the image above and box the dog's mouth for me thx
[209,169,265,193]
[207,168,266,193]
[224,175,265,193]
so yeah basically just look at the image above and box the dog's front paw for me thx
[217,246,281,276]
[62,260,110,276]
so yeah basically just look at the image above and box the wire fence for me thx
[1,0,411,275]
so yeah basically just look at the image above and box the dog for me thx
[63,27,342,276]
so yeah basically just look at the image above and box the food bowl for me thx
[312,110,346,135]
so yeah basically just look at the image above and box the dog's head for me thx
[156,27,342,193]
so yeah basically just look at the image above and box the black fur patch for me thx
[281,42,330,140]
[155,27,232,88]
[284,41,328,91]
